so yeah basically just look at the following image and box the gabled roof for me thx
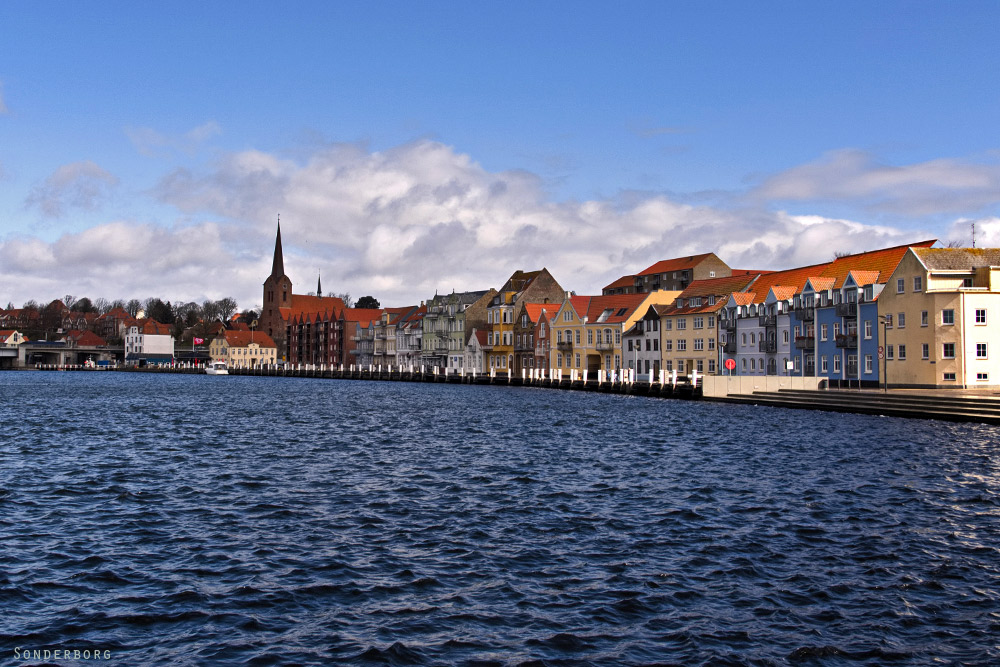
[769,286,797,301]
[913,247,1000,270]
[677,273,760,299]
[602,275,636,291]
[562,293,650,324]
[281,294,347,321]
[341,308,384,328]
[219,329,277,349]
[845,270,881,287]
[135,319,172,335]
[816,240,936,288]
[62,330,107,346]
[522,302,556,324]
[499,268,546,294]
[637,253,718,277]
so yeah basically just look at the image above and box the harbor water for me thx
[1,371,999,665]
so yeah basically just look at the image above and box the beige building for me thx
[879,247,1000,388]
[550,291,679,374]
[210,329,278,368]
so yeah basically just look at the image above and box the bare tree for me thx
[125,299,142,317]
[215,297,238,321]
[332,292,353,307]
[93,297,111,314]
[63,294,77,310]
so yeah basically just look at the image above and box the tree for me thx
[145,298,174,324]
[202,300,221,322]
[74,297,96,314]
[215,297,238,321]
[331,292,352,307]
[355,295,380,309]
[63,295,77,310]
[125,299,142,317]
[239,309,261,326]
[93,297,111,314]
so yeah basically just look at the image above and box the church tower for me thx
[262,217,292,360]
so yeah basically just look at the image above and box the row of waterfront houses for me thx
[259,222,1000,388]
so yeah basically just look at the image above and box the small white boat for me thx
[205,361,229,375]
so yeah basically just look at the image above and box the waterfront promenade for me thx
[17,363,1000,425]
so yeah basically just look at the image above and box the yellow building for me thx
[550,291,679,374]
[879,247,1000,388]
[486,269,563,373]
[209,329,278,368]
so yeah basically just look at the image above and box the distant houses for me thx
[7,219,1000,390]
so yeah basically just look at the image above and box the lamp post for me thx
[878,315,888,393]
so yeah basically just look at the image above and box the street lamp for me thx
[878,315,888,393]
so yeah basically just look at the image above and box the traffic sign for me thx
[724,358,736,370]
[877,346,884,360]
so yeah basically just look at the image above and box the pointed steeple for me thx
[271,216,285,278]
[317,270,322,297]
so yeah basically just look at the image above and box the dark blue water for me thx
[1,372,999,665]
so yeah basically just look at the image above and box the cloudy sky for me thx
[1,2,999,311]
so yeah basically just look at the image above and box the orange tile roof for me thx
[678,273,760,298]
[729,292,756,306]
[816,240,936,288]
[137,319,172,335]
[637,253,717,276]
[341,308,384,328]
[563,293,650,324]
[770,286,797,301]
[63,330,107,346]
[602,275,636,290]
[221,330,277,348]
[523,302,557,323]
[282,294,347,320]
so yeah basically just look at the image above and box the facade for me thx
[124,319,174,364]
[633,253,732,293]
[261,221,347,363]
[550,291,679,375]
[486,269,563,373]
[421,290,494,372]
[622,306,662,380]
[396,305,426,368]
[209,330,277,368]
[0,330,26,346]
[465,329,489,373]
[658,273,761,377]
[878,247,1000,388]
[374,307,416,368]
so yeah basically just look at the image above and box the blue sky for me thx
[2,1,999,310]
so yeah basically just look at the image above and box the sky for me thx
[1,1,999,312]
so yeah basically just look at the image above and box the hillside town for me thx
[4,222,1000,390]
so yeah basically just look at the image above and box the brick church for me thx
[260,220,347,364]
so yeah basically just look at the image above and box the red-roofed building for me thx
[124,319,175,365]
[261,221,347,363]
[209,329,278,368]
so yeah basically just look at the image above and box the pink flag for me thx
[193,337,205,345]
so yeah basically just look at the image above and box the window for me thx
[977,373,989,382]
[833,322,840,337]
[942,309,955,325]
[943,372,956,381]
[921,311,928,327]
[884,314,893,329]
[977,343,988,359]
[750,333,756,345]
[664,319,672,330]
[864,355,873,373]
[864,320,872,339]
[896,278,905,293]
[708,316,715,327]
[898,344,906,360]
[575,330,581,344]
[922,343,929,360]
[587,330,593,345]
[742,333,747,345]
[676,319,687,330]
[575,353,581,367]
[665,339,672,351]
[653,339,659,351]
[627,339,633,352]
[694,338,704,351]
[886,345,894,360]
[693,317,704,329]
[833,355,840,373]
[897,313,905,329]
[645,339,652,351]
[556,353,563,367]
[783,330,789,344]
[750,358,755,371]
[557,331,563,343]
[913,276,922,292]
[976,309,987,325]
[820,324,828,341]
[707,338,715,350]
[677,339,687,351]
[943,342,955,358]
[821,356,828,373]
[708,360,716,373]
[964,278,974,287]
[563,311,571,322]
[742,358,747,370]
[615,331,621,345]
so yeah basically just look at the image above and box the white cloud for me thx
[24,161,118,218]
[0,140,950,312]
[126,121,222,157]
[753,149,1000,216]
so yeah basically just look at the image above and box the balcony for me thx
[836,302,857,317]
[723,340,736,355]
[556,341,573,351]
[793,307,815,322]
[596,341,614,351]
[759,339,777,353]
[758,315,776,327]
[723,319,736,333]
[794,335,815,350]
[835,333,858,349]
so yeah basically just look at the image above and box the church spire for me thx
[271,215,285,278]
[317,270,322,297]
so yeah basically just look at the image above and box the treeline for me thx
[8,295,256,325]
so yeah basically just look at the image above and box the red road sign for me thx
[877,346,884,359]
[724,358,736,370]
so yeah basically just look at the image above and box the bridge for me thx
[2,342,120,369]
